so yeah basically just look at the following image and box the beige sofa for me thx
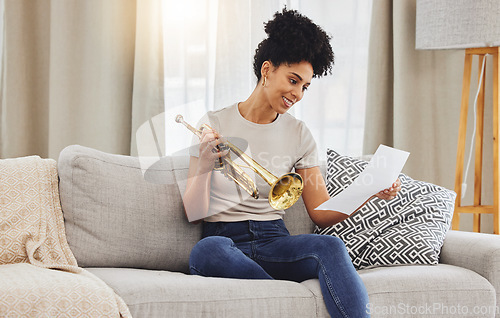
[56,145,500,317]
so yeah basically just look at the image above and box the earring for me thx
[262,77,267,87]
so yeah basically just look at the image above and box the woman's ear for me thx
[261,61,271,79]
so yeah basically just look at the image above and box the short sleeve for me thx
[294,123,319,170]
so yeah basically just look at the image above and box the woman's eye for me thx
[290,79,297,85]
[302,86,308,92]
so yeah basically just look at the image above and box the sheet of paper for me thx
[316,144,410,214]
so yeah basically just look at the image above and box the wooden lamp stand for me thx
[452,47,500,233]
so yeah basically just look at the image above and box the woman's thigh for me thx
[254,233,351,281]
[189,235,273,279]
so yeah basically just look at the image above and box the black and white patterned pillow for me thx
[315,149,456,269]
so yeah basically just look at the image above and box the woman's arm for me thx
[295,166,401,228]
[183,156,213,224]
[182,128,228,224]
[295,167,348,228]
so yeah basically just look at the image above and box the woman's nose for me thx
[292,87,303,102]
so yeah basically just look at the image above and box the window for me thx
[162,0,372,159]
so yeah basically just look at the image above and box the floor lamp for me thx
[416,0,500,233]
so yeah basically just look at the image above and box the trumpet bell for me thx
[269,173,304,210]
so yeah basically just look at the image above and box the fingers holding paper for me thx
[375,178,402,200]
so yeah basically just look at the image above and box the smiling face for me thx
[261,61,314,114]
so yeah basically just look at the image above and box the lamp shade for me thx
[416,0,500,50]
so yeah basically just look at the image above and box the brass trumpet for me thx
[175,115,303,210]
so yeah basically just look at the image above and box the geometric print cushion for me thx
[315,149,456,269]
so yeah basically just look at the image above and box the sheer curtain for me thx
[161,0,372,160]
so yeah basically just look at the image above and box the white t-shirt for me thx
[189,103,318,222]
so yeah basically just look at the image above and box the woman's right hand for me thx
[197,127,229,174]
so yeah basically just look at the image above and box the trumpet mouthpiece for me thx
[175,114,184,123]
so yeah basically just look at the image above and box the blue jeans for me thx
[189,219,369,317]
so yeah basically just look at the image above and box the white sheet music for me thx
[316,145,410,215]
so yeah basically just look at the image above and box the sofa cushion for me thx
[88,264,495,318]
[58,145,201,272]
[87,267,317,318]
[303,264,495,317]
[316,149,456,269]
[283,196,316,235]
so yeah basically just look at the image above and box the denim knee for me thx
[312,234,346,252]
[190,236,232,264]
[194,236,234,252]
[307,235,352,264]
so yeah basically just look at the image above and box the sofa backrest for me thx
[58,145,316,273]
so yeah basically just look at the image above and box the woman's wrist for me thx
[196,159,215,176]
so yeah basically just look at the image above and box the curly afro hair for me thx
[253,8,334,82]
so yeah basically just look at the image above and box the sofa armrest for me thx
[440,230,500,304]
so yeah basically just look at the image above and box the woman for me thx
[183,8,400,318]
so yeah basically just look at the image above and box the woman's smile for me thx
[282,96,294,108]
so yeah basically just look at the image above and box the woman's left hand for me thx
[375,178,402,200]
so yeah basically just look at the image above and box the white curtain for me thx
[0,0,371,162]
[160,0,373,160]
